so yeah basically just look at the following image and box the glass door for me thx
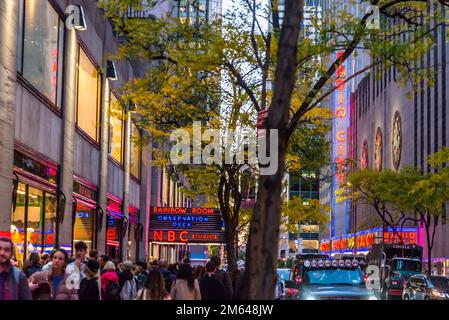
[73,203,95,254]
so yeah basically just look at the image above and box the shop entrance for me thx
[106,213,123,260]
[72,202,96,255]
[11,183,57,266]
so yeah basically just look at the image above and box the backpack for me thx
[120,277,138,300]
[104,280,120,300]
[12,266,20,284]
[162,271,175,293]
[136,273,147,291]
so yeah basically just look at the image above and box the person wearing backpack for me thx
[0,237,32,300]
[118,260,138,300]
[101,261,119,300]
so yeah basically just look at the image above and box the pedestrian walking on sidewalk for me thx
[0,237,32,300]
[136,269,171,300]
[199,262,226,300]
[101,261,119,300]
[170,263,201,300]
[29,248,78,300]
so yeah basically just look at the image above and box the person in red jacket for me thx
[101,261,119,300]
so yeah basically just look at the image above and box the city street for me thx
[1,0,449,303]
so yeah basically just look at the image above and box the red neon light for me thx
[47,234,54,244]
[107,240,120,247]
[180,231,188,243]
[153,230,163,242]
[107,229,116,241]
[0,231,11,238]
[151,207,216,215]
[383,231,417,244]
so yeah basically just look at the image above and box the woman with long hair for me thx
[28,248,78,300]
[170,263,201,300]
[23,252,42,278]
[136,269,171,300]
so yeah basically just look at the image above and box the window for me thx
[18,0,65,106]
[130,122,141,178]
[73,203,95,253]
[108,94,124,163]
[76,48,102,141]
[11,183,56,265]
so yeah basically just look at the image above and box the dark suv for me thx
[403,275,449,300]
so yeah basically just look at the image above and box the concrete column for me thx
[97,79,111,256]
[0,0,19,235]
[121,110,131,260]
[58,29,78,252]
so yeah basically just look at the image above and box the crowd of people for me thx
[0,236,241,300]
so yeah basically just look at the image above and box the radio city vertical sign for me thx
[149,207,225,244]
[331,51,350,236]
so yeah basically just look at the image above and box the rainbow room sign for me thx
[149,207,224,244]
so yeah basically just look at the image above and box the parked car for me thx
[403,275,449,300]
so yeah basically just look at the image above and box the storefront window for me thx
[106,215,122,259]
[130,122,141,178]
[11,183,27,264]
[43,193,57,254]
[11,182,57,264]
[73,203,95,253]
[18,0,64,106]
[108,94,124,163]
[26,187,44,255]
[76,48,101,141]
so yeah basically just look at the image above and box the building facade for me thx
[351,10,449,274]
[0,0,191,266]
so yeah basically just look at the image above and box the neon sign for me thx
[331,51,351,236]
[149,230,225,244]
[320,228,419,253]
[151,207,218,215]
[149,207,222,231]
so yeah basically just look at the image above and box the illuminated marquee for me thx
[320,240,331,252]
[149,207,224,244]
[149,230,225,244]
[151,207,218,215]
[320,228,419,253]
[383,231,417,244]
[149,207,223,230]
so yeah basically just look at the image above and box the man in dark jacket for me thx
[200,262,226,300]
[78,260,100,300]
[210,256,233,300]
[0,237,32,300]
[158,259,176,292]
[118,260,135,291]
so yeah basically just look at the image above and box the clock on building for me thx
[392,111,402,170]
[374,127,383,171]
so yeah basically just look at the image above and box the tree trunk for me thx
[242,0,304,300]
[425,213,438,274]
[426,218,432,274]
[225,219,238,274]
